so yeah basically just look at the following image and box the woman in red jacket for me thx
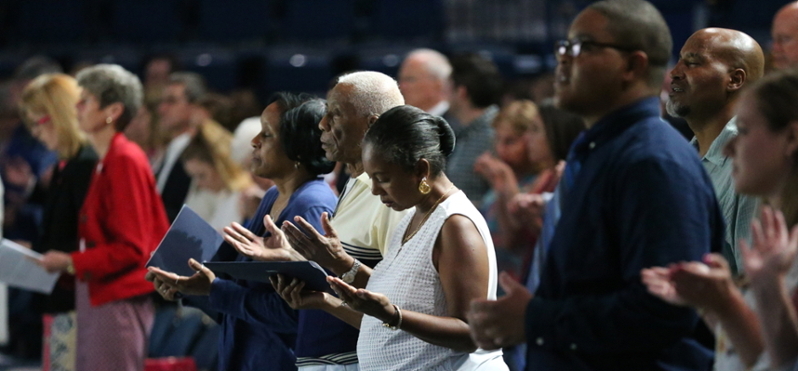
[39,64,169,371]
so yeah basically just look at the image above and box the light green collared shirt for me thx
[691,117,758,275]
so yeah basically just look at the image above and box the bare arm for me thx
[710,287,765,367]
[751,276,798,368]
[325,214,491,352]
[743,208,798,369]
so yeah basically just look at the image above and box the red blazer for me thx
[71,133,169,307]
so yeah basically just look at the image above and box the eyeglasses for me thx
[555,39,637,57]
[25,115,50,132]
[36,115,51,125]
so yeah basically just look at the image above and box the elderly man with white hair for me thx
[399,49,453,116]
[227,71,409,371]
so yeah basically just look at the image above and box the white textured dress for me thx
[357,191,508,370]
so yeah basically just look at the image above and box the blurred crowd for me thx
[0,0,797,371]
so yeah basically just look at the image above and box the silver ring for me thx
[341,301,348,307]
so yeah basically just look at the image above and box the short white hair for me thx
[231,116,262,165]
[405,48,451,81]
[335,71,405,117]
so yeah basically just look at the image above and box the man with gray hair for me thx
[155,72,208,222]
[398,49,454,119]
[231,71,409,370]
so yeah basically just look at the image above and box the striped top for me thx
[331,172,410,259]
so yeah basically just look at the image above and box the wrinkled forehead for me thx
[327,83,359,114]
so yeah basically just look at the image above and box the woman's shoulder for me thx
[63,145,98,174]
[107,135,149,164]
[104,135,154,178]
[439,191,490,240]
[441,191,481,216]
[289,178,337,210]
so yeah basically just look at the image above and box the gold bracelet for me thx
[382,304,402,330]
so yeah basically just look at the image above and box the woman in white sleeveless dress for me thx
[272,105,508,370]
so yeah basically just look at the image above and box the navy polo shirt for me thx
[525,97,723,371]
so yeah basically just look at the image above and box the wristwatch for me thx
[340,259,361,284]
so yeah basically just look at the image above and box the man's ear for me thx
[623,51,650,83]
[727,68,746,93]
[455,85,469,102]
[366,114,379,128]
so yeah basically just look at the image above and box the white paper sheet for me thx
[0,283,6,346]
[0,239,60,294]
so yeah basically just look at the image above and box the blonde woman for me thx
[38,64,169,371]
[473,101,584,280]
[20,73,97,371]
[181,121,252,230]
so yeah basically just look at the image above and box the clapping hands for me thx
[741,206,798,288]
[641,254,738,314]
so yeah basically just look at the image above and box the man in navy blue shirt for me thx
[468,1,724,370]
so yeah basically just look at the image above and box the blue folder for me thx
[146,205,223,277]
[204,261,332,293]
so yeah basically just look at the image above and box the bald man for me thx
[398,49,452,116]
[772,1,798,69]
[666,28,763,275]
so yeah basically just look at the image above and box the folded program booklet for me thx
[204,261,332,293]
[146,205,223,277]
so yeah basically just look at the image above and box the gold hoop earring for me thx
[418,177,431,194]
[106,117,113,125]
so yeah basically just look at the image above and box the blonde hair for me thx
[492,100,540,134]
[182,120,251,192]
[20,73,85,158]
